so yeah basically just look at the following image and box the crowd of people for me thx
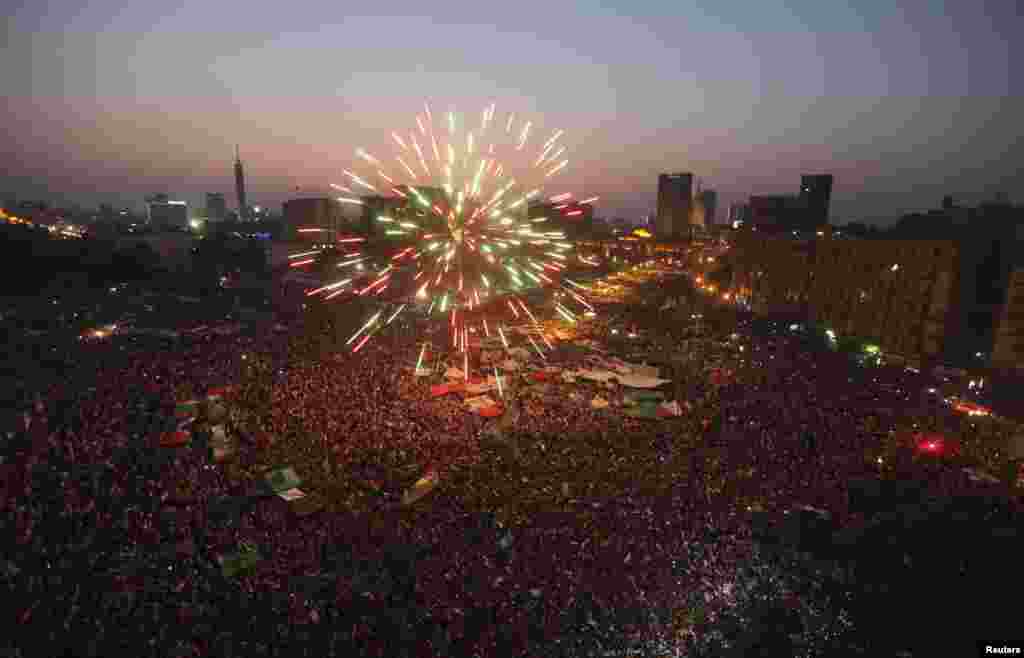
[2,261,1021,657]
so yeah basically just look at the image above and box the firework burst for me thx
[292,102,598,354]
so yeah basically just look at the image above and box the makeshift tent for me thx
[207,385,236,398]
[277,487,307,502]
[403,470,440,505]
[624,364,660,378]
[576,369,617,383]
[175,400,202,418]
[617,374,671,389]
[623,390,665,406]
[465,395,496,411]
[210,425,234,462]
[206,401,228,424]
[159,430,191,447]
[465,377,498,395]
[477,405,504,418]
[623,404,662,420]
[657,401,684,417]
[264,467,302,493]
[430,383,465,397]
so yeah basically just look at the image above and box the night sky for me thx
[3,0,1021,224]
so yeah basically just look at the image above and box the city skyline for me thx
[3,1,1021,224]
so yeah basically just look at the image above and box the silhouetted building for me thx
[656,173,693,238]
[234,146,249,221]
[699,189,717,226]
[146,195,188,230]
[205,193,227,222]
[748,195,801,232]
[283,198,347,240]
[992,268,1024,371]
[799,174,833,228]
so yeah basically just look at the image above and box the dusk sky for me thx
[3,0,1021,224]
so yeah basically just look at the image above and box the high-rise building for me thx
[748,195,801,232]
[729,202,749,226]
[699,189,717,226]
[283,198,348,240]
[146,196,188,230]
[799,174,833,228]
[205,193,227,222]
[234,146,249,222]
[656,173,693,238]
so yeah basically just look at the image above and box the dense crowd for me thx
[2,264,1021,657]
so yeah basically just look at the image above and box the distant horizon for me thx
[4,2,1020,226]
[3,180,1016,228]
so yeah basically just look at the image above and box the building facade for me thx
[282,198,350,241]
[146,199,189,230]
[728,234,961,367]
[656,173,693,238]
[698,189,717,226]
[205,193,227,222]
[747,195,802,233]
[991,268,1024,372]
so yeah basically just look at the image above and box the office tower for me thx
[234,146,248,221]
[205,193,227,221]
[283,198,347,239]
[699,189,717,226]
[146,196,188,229]
[656,173,693,238]
[799,174,833,228]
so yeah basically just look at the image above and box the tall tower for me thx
[656,173,693,238]
[234,145,248,222]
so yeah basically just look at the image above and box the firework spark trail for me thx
[297,101,598,355]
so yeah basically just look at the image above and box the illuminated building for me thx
[729,234,961,366]
[656,173,693,238]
